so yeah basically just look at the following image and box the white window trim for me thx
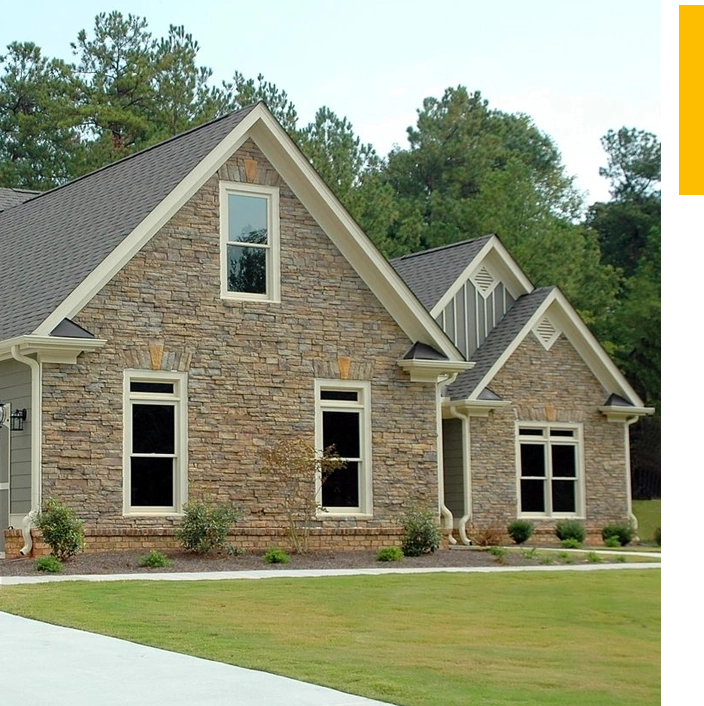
[219,181,280,303]
[515,422,585,519]
[314,379,372,517]
[123,370,188,516]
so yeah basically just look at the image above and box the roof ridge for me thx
[391,233,495,262]
[11,104,259,208]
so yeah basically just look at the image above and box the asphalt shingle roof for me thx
[447,287,554,400]
[0,105,256,341]
[390,235,494,311]
[0,188,39,212]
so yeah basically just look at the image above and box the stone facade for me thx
[466,331,629,538]
[37,140,439,553]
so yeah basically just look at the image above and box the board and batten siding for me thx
[436,278,515,358]
[0,359,32,516]
[442,417,465,518]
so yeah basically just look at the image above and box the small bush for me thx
[603,536,621,548]
[376,547,403,562]
[521,547,538,560]
[539,555,554,565]
[554,520,585,544]
[264,547,290,564]
[655,527,661,546]
[586,552,603,563]
[557,552,574,564]
[401,508,441,557]
[616,554,627,563]
[35,498,85,560]
[507,519,534,545]
[176,502,240,554]
[138,550,172,568]
[35,555,63,573]
[560,538,582,549]
[601,523,634,546]
[471,527,503,547]
[489,546,507,563]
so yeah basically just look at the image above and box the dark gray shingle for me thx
[0,187,39,212]
[390,235,494,311]
[447,287,554,400]
[0,105,256,341]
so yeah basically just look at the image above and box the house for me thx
[0,103,650,557]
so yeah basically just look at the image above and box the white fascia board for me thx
[466,288,647,407]
[0,335,106,363]
[248,115,465,362]
[442,397,511,418]
[430,236,534,318]
[598,405,655,422]
[33,106,266,337]
[397,358,473,383]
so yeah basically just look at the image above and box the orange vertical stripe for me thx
[680,5,704,194]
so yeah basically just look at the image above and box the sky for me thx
[0,0,660,206]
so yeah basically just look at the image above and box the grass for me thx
[632,500,661,544]
[0,571,660,706]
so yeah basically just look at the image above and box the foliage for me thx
[554,520,586,544]
[560,538,582,549]
[507,519,534,545]
[471,526,503,547]
[557,552,574,565]
[489,546,507,563]
[376,547,403,562]
[264,547,289,564]
[138,550,172,568]
[400,508,442,556]
[603,536,621,548]
[586,552,603,564]
[35,497,85,560]
[259,436,343,554]
[35,555,63,573]
[601,524,634,547]
[521,547,538,560]
[176,502,240,554]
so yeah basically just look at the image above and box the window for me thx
[315,381,372,515]
[517,424,583,517]
[220,181,279,301]
[124,371,187,514]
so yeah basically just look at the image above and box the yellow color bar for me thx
[681,5,704,194]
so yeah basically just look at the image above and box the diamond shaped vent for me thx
[534,316,560,350]
[472,266,495,296]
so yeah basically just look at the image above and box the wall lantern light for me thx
[10,408,27,432]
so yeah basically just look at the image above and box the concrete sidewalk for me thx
[0,611,394,706]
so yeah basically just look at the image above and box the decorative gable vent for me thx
[472,266,496,297]
[533,316,560,350]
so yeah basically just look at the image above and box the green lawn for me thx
[0,570,660,706]
[633,499,661,544]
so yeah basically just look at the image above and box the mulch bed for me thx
[0,545,641,577]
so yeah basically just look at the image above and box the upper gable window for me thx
[220,181,280,302]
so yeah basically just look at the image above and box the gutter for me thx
[449,404,472,545]
[436,375,461,545]
[11,345,42,555]
[624,416,640,536]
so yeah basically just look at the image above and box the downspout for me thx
[436,375,458,545]
[11,345,42,555]
[449,405,472,545]
[624,416,639,536]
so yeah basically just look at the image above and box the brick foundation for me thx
[3,526,411,559]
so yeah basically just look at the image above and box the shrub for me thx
[554,520,585,544]
[471,526,503,547]
[401,508,442,557]
[138,550,172,568]
[176,502,240,554]
[603,536,621,548]
[586,552,603,563]
[35,498,85,560]
[264,547,290,564]
[521,547,538,560]
[560,538,582,549]
[507,519,534,545]
[489,546,507,563]
[653,527,665,546]
[376,547,403,562]
[601,523,634,546]
[35,555,63,573]
[557,552,574,564]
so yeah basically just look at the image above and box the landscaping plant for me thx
[176,502,240,554]
[35,497,85,560]
[264,547,290,564]
[376,547,403,562]
[601,523,634,546]
[138,550,172,568]
[260,437,344,554]
[401,508,441,556]
[507,519,534,545]
[554,519,586,545]
[35,555,63,573]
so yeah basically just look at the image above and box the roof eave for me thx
[0,335,107,364]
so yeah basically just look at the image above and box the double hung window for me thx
[517,424,582,517]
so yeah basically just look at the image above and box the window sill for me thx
[316,512,373,520]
